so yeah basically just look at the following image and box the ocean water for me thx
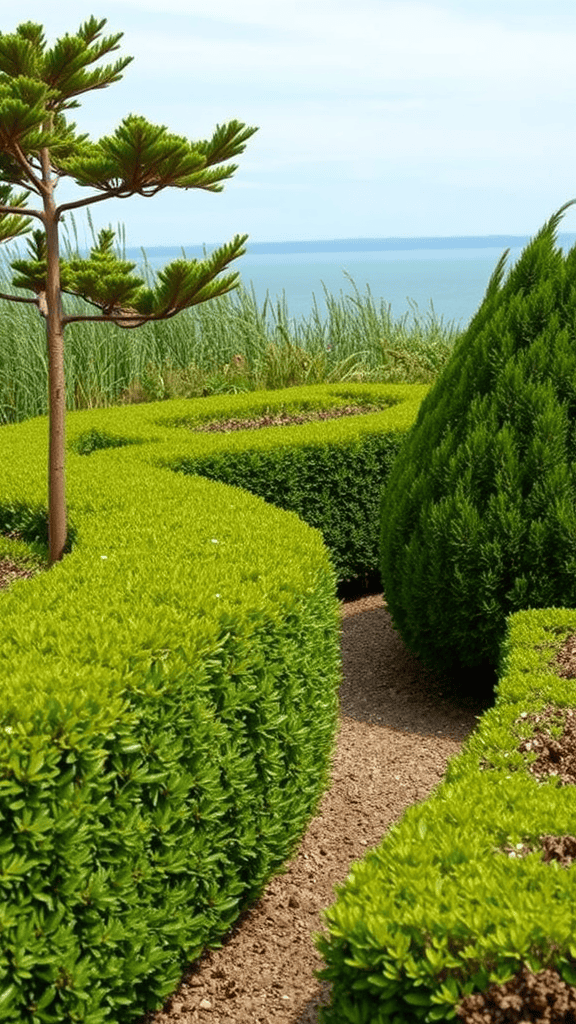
[129,233,576,331]
[215,246,522,329]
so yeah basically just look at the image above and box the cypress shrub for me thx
[379,201,576,675]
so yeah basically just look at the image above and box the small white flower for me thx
[100,555,108,560]
[215,593,221,598]
[4,727,13,734]
[211,539,219,544]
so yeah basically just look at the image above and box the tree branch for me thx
[57,187,129,215]
[59,286,148,324]
[61,301,184,327]
[11,141,48,198]
[0,204,44,221]
[62,310,147,328]
[57,174,210,214]
[0,290,39,305]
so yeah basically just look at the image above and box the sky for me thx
[4,0,576,248]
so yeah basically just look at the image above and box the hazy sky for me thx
[5,0,576,247]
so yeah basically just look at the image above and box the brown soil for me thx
[456,966,576,1023]
[515,704,576,787]
[190,404,385,433]
[0,557,42,589]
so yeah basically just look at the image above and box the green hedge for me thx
[67,381,430,584]
[0,382,428,1023]
[0,409,342,1022]
[316,608,576,1024]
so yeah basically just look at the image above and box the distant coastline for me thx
[126,232,576,260]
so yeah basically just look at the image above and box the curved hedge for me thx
[317,607,576,1023]
[0,382,427,1023]
[67,381,429,584]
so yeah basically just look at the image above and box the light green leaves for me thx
[10,226,249,322]
[59,115,257,197]
[145,236,249,316]
[0,17,132,113]
[41,17,132,109]
[10,228,50,292]
[0,405,341,1019]
[0,77,55,155]
[60,227,146,314]
[63,230,248,324]
[0,184,32,243]
[0,24,44,79]
[0,17,132,184]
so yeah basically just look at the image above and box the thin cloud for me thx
[6,0,576,241]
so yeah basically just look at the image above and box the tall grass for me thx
[0,245,463,425]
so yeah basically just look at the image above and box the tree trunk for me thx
[46,294,66,565]
[41,149,66,565]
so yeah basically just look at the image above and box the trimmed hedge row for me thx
[316,608,576,1024]
[0,382,428,1022]
[66,381,429,584]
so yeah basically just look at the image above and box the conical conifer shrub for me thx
[379,201,576,675]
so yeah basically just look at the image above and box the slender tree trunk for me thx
[41,147,66,565]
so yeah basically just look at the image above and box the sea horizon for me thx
[119,232,576,329]
[125,231,576,260]
[6,231,576,329]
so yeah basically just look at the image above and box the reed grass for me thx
[0,245,463,425]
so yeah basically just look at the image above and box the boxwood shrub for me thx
[68,381,429,585]
[0,382,427,1022]
[316,608,576,1024]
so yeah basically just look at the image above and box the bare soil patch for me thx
[0,557,43,590]
[190,404,386,433]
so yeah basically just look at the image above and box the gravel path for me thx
[141,593,495,1024]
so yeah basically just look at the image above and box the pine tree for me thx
[0,17,257,564]
[379,201,576,677]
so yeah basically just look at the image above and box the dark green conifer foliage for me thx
[379,201,576,675]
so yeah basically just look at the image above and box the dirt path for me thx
[141,594,495,1024]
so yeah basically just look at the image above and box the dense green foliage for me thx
[172,434,400,583]
[0,391,345,1022]
[316,606,576,1024]
[379,204,576,674]
[52,382,428,585]
[150,383,427,583]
